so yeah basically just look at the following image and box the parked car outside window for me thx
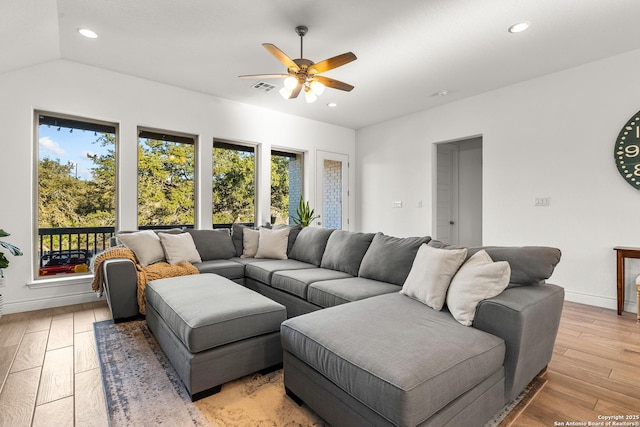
[39,250,92,276]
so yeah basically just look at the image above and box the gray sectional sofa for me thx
[100,225,564,426]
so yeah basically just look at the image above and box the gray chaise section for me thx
[280,244,563,426]
[281,293,507,426]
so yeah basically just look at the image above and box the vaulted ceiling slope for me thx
[3,0,640,129]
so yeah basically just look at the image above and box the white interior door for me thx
[316,151,349,229]
[435,144,459,245]
[434,137,483,246]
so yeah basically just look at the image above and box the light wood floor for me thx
[0,300,639,426]
[0,301,111,427]
[517,301,640,425]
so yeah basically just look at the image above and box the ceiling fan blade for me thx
[289,83,303,99]
[313,76,354,92]
[262,43,299,72]
[309,52,357,74]
[239,74,290,79]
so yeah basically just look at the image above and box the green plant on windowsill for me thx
[292,197,319,227]
[0,229,23,279]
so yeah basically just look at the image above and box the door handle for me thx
[449,221,455,225]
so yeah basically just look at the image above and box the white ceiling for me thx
[3,0,640,129]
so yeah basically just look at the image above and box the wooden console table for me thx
[613,246,640,315]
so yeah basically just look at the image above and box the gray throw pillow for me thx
[187,229,236,261]
[466,246,561,286]
[231,224,249,257]
[358,233,431,285]
[320,230,375,276]
[289,227,335,266]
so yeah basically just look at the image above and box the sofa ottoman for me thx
[145,273,286,400]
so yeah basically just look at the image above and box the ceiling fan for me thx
[239,25,357,103]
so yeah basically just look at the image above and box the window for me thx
[137,129,196,229]
[271,150,303,225]
[36,112,117,278]
[213,140,256,227]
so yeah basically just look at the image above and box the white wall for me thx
[0,59,355,314]
[356,48,640,313]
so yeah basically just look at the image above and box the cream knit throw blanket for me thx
[91,247,199,314]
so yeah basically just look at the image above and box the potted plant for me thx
[292,197,319,227]
[0,229,23,279]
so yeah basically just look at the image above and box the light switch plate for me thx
[392,201,403,208]
[534,197,550,207]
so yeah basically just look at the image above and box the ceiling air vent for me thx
[251,81,277,93]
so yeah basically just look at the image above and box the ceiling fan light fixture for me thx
[239,25,356,102]
[310,80,325,96]
[279,87,293,99]
[304,88,318,103]
[284,76,298,90]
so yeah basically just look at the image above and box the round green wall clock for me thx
[615,110,640,189]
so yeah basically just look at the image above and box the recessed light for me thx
[327,102,337,108]
[508,22,531,33]
[78,28,98,39]
[431,89,449,97]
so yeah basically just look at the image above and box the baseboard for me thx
[3,290,105,314]
[565,290,638,314]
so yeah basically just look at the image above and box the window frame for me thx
[270,147,305,226]
[33,110,119,282]
[136,126,198,230]
[212,139,258,228]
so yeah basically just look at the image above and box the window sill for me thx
[27,274,93,289]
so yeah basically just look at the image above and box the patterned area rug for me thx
[94,320,546,426]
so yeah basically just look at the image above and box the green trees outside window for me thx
[271,150,303,225]
[38,120,116,229]
[138,132,195,228]
[213,141,255,225]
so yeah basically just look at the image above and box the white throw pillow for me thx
[158,232,202,265]
[446,250,511,326]
[241,229,260,258]
[255,227,290,260]
[117,230,165,267]
[400,244,468,310]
